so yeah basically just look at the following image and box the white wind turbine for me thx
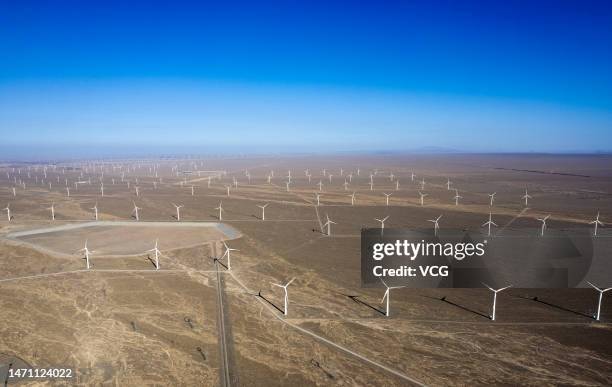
[315,193,321,206]
[590,212,604,236]
[383,193,392,206]
[482,212,497,236]
[146,239,162,270]
[350,192,356,206]
[488,192,496,206]
[257,203,269,221]
[428,214,442,236]
[172,203,184,221]
[375,216,389,233]
[323,214,336,236]
[91,202,99,220]
[453,189,462,206]
[215,201,224,220]
[482,283,512,321]
[380,278,405,317]
[132,201,141,221]
[221,241,239,270]
[78,239,93,270]
[271,277,296,316]
[447,178,452,190]
[48,202,55,220]
[587,281,611,321]
[3,203,11,221]
[537,215,550,236]
[418,191,428,206]
[522,188,532,207]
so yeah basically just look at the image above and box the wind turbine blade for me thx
[286,277,296,286]
[586,281,602,291]
[381,289,389,303]
[497,285,513,292]
[379,277,388,288]
[481,282,495,292]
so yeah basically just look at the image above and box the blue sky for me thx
[1,1,611,156]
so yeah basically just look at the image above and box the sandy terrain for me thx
[0,154,611,386]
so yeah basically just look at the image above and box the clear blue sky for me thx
[1,0,611,156]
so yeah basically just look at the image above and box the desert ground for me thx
[0,153,611,386]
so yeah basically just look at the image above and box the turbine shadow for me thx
[146,254,157,269]
[341,293,386,315]
[516,295,592,318]
[213,258,228,270]
[425,295,490,320]
[257,291,285,314]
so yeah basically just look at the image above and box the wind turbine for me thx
[522,189,532,207]
[488,192,496,207]
[418,191,427,206]
[78,240,93,270]
[257,203,269,221]
[590,212,604,236]
[91,202,99,220]
[146,239,162,270]
[315,193,321,206]
[132,201,141,221]
[374,216,389,233]
[587,281,612,321]
[383,193,392,206]
[482,212,497,236]
[482,283,512,321]
[453,189,462,206]
[428,214,442,236]
[323,214,336,236]
[48,202,55,220]
[3,203,11,221]
[271,277,296,316]
[447,178,452,190]
[215,201,224,220]
[221,241,239,270]
[350,192,356,206]
[380,278,405,317]
[537,215,550,236]
[172,203,184,221]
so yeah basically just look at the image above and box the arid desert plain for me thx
[0,153,611,386]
